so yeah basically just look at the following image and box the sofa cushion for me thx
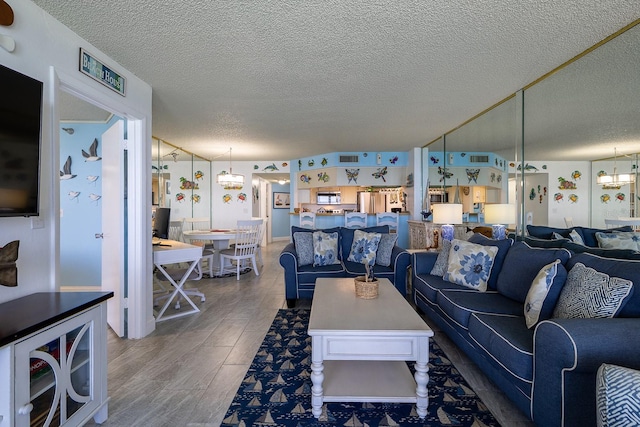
[468,314,534,383]
[524,260,568,328]
[553,262,633,319]
[347,230,382,266]
[292,232,314,266]
[412,273,466,304]
[567,253,640,317]
[340,225,389,260]
[523,236,570,249]
[375,233,398,267]
[437,290,523,330]
[527,225,572,240]
[596,363,640,427]
[429,239,451,277]
[444,239,499,292]
[312,231,340,266]
[595,231,640,251]
[496,242,571,303]
[467,233,514,290]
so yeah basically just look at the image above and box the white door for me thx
[101,120,126,337]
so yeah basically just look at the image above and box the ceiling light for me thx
[216,148,244,190]
[278,179,286,185]
[596,148,636,189]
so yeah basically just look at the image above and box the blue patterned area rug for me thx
[222,309,500,426]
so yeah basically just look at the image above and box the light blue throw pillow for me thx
[375,233,397,267]
[312,231,340,267]
[569,229,585,245]
[595,231,640,251]
[429,239,452,277]
[597,363,640,427]
[347,230,382,266]
[553,262,633,319]
[444,239,498,292]
[293,232,314,266]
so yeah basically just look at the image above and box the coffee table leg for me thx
[310,360,324,418]
[414,360,429,419]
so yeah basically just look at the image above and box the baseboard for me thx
[272,236,290,242]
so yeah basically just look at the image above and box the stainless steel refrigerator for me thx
[357,191,389,213]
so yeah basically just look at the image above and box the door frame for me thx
[51,66,153,339]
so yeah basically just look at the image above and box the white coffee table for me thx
[308,277,434,419]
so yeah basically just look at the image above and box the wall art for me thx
[372,167,387,182]
[273,192,290,209]
[82,138,102,161]
[345,168,359,183]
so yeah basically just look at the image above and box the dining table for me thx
[182,229,237,275]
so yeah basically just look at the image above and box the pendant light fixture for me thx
[216,147,244,190]
[596,148,635,189]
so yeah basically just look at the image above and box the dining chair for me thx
[182,217,214,276]
[564,217,574,228]
[299,212,316,228]
[168,218,185,241]
[219,219,263,280]
[344,212,367,228]
[376,212,399,232]
[254,219,266,266]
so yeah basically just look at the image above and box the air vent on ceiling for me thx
[469,155,490,163]
[339,155,359,163]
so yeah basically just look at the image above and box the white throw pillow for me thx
[444,239,498,292]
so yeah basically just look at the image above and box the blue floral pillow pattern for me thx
[375,233,398,267]
[524,260,567,328]
[292,232,314,266]
[312,231,340,267]
[444,239,498,292]
[595,231,640,251]
[553,262,633,319]
[347,230,382,266]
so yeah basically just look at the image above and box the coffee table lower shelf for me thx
[321,360,418,402]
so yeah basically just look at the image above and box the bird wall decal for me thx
[60,156,76,180]
[82,138,102,161]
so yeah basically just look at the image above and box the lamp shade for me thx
[484,204,516,225]
[432,204,463,225]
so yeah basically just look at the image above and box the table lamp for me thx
[484,203,516,240]
[432,204,463,241]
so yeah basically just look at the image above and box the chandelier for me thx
[216,148,244,190]
[596,148,635,189]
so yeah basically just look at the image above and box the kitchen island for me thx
[290,212,411,249]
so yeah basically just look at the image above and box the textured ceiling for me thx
[33,0,640,161]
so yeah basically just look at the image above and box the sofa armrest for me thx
[279,243,300,301]
[390,246,411,295]
[411,251,439,276]
[532,318,640,427]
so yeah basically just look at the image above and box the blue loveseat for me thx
[279,225,410,307]
[412,234,640,427]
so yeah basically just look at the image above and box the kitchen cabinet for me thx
[340,187,358,204]
[0,292,112,427]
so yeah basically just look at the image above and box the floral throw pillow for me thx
[347,230,382,266]
[444,239,498,292]
[312,231,340,267]
[595,231,640,251]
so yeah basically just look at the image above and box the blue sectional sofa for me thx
[412,234,640,427]
[279,225,410,307]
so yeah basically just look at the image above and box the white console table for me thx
[408,220,469,249]
[0,292,112,427]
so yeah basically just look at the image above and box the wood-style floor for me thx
[86,240,534,427]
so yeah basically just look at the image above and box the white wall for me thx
[211,160,290,229]
[0,1,152,320]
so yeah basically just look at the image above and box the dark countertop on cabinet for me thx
[0,292,113,347]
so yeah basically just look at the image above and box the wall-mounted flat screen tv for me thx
[0,64,43,217]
